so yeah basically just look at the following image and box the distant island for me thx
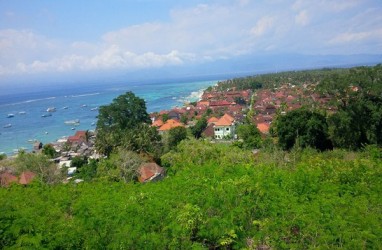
[1,64,381,249]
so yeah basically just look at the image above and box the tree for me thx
[162,113,169,123]
[167,126,188,150]
[97,150,143,182]
[14,152,62,184]
[96,92,151,155]
[276,109,332,151]
[236,124,262,149]
[191,117,207,139]
[42,144,57,158]
[71,156,88,169]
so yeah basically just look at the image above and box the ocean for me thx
[0,79,217,155]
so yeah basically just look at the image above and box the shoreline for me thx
[0,80,217,156]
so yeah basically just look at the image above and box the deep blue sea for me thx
[0,79,217,155]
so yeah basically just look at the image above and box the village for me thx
[1,82,334,187]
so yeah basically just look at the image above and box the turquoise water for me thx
[0,80,217,155]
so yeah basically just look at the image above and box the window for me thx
[226,128,229,131]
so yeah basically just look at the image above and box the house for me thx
[152,119,164,127]
[0,172,18,187]
[202,123,215,138]
[214,113,236,139]
[207,117,219,124]
[138,163,165,183]
[257,123,270,134]
[67,130,87,145]
[209,100,232,107]
[158,119,184,134]
[19,171,36,185]
[167,110,181,120]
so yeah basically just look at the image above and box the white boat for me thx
[63,106,69,109]
[3,123,12,128]
[18,111,26,115]
[47,107,56,112]
[81,104,87,108]
[64,119,80,125]
[90,107,98,111]
[7,114,14,118]
[42,113,52,117]
[91,122,96,126]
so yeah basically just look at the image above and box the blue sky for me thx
[1,0,381,85]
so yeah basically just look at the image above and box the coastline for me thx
[0,80,217,155]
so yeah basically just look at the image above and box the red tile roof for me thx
[158,119,184,131]
[214,114,235,126]
[0,172,18,187]
[138,163,165,183]
[152,119,164,127]
[209,100,232,107]
[207,117,219,124]
[257,123,270,134]
[19,171,36,185]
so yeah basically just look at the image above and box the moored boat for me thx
[7,114,14,118]
[3,123,12,128]
[64,119,80,125]
[46,107,56,112]
[41,113,52,117]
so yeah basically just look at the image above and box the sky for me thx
[1,0,382,87]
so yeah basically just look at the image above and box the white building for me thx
[214,114,236,139]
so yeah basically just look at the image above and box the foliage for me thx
[0,153,6,161]
[41,144,57,159]
[191,117,207,139]
[96,91,151,156]
[1,142,381,249]
[276,109,332,151]
[162,113,169,123]
[70,156,88,169]
[317,64,382,149]
[167,126,188,150]
[14,152,62,184]
[236,124,262,149]
[97,150,143,183]
[75,159,98,181]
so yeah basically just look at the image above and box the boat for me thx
[63,106,69,109]
[81,104,87,108]
[41,113,52,117]
[3,123,12,128]
[46,107,56,112]
[91,122,96,126]
[7,114,14,118]
[71,127,76,130]
[90,107,98,111]
[64,119,80,125]
[18,111,26,115]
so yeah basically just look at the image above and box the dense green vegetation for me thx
[96,91,161,157]
[216,67,356,91]
[276,109,332,151]
[1,141,381,249]
[1,64,382,249]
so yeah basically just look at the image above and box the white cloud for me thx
[329,28,382,44]
[250,17,275,37]
[0,0,381,77]
[295,10,309,26]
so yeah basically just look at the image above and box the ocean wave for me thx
[177,89,205,104]
[0,96,56,107]
[70,92,100,98]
